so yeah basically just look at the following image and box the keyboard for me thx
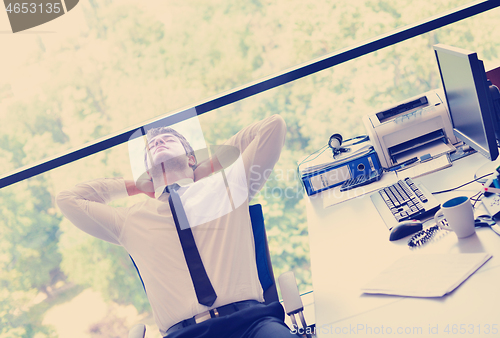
[370,177,441,230]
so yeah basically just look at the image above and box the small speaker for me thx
[278,271,303,315]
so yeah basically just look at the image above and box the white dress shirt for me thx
[56,115,286,335]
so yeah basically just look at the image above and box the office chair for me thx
[127,203,280,338]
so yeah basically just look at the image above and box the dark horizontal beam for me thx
[0,108,194,189]
[1,0,499,189]
[1,130,136,188]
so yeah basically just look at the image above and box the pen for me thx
[483,186,500,194]
[483,173,499,196]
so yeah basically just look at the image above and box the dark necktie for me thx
[165,184,217,307]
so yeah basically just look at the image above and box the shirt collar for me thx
[155,178,194,199]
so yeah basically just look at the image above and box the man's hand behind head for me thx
[126,179,155,198]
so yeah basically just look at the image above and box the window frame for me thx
[1,0,499,189]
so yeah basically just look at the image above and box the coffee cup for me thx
[434,196,475,238]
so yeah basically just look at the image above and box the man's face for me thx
[146,133,189,168]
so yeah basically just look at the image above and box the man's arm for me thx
[56,178,131,244]
[219,114,287,200]
[126,178,155,198]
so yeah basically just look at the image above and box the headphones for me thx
[328,133,369,156]
[328,134,346,156]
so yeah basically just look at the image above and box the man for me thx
[56,114,293,337]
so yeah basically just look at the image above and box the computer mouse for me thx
[389,220,423,241]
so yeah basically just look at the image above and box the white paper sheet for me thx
[361,253,492,297]
[395,139,455,164]
[321,171,398,208]
[397,154,452,178]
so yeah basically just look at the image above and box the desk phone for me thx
[340,170,382,192]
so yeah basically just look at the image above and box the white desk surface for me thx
[306,153,500,337]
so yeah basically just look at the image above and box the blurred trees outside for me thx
[0,177,62,337]
[1,0,499,336]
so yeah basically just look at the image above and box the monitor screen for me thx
[433,44,499,161]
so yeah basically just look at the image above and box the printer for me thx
[363,89,458,168]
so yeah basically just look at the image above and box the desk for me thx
[306,152,500,337]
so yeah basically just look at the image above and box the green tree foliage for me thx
[58,223,151,314]
[0,177,61,337]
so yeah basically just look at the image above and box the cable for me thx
[431,172,493,195]
[297,135,369,168]
[296,144,330,167]
[471,191,484,209]
[408,225,442,248]
[342,135,369,147]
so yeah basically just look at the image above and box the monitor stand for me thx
[488,83,500,142]
[474,156,500,184]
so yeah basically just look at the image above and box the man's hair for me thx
[144,127,197,171]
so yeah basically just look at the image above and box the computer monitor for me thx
[433,44,499,161]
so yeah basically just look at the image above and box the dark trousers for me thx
[165,301,295,338]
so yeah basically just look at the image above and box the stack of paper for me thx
[361,253,492,297]
[397,154,452,178]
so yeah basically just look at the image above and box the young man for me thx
[56,114,293,337]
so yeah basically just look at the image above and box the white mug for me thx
[434,196,475,239]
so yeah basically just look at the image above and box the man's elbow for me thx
[55,190,74,215]
[269,114,287,142]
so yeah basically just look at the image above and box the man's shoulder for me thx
[127,198,160,213]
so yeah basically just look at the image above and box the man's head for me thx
[144,127,197,178]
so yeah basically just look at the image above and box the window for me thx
[1,1,499,336]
